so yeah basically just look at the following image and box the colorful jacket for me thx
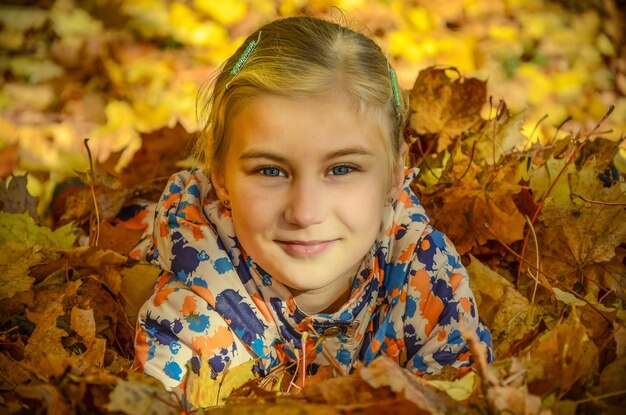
[132,168,493,391]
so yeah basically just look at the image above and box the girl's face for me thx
[212,93,398,308]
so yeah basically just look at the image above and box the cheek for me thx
[230,187,280,238]
[335,182,386,230]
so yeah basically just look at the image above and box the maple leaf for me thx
[537,165,626,294]
[0,211,75,247]
[419,162,526,254]
[409,67,486,152]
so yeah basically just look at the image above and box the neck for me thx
[290,267,357,314]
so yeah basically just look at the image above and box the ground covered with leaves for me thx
[1,0,625,414]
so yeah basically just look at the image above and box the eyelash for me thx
[254,164,358,177]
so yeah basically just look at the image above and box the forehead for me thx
[225,93,391,160]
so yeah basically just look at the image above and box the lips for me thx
[275,239,337,257]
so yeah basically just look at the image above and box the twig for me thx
[83,138,100,247]
[551,116,572,144]
[516,105,615,288]
[573,389,626,404]
[414,136,441,181]
[490,97,505,169]
[524,215,540,305]
[455,139,477,182]
[528,114,549,144]
[572,193,626,206]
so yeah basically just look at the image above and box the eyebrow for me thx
[238,146,375,162]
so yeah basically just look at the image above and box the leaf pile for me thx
[1,0,625,414]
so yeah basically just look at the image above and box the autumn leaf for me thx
[0,243,41,300]
[0,211,75,248]
[187,358,258,408]
[466,255,544,357]
[419,163,526,254]
[120,263,161,326]
[524,311,598,398]
[0,174,39,221]
[67,306,107,373]
[359,356,460,413]
[427,371,477,401]
[537,175,626,293]
[409,67,487,152]
[23,291,72,377]
[106,373,179,415]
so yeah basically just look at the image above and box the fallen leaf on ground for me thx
[410,67,487,152]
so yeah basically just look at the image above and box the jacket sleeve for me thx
[133,272,252,392]
[403,227,493,374]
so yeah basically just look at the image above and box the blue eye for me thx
[330,165,353,175]
[259,167,284,177]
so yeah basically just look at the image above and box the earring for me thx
[387,197,394,205]
[222,199,230,207]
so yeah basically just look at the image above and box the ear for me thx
[391,141,409,195]
[211,168,230,202]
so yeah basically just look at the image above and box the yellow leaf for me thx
[0,243,40,300]
[427,371,477,401]
[552,287,586,307]
[188,358,257,408]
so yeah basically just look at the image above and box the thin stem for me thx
[83,138,100,247]
[572,193,626,206]
[573,389,626,404]
[524,215,540,305]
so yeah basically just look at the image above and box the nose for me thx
[283,177,326,228]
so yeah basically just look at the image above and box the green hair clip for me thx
[387,55,402,108]
[226,31,262,89]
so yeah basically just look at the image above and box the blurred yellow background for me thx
[0,0,624,204]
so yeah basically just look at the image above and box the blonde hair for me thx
[195,16,409,180]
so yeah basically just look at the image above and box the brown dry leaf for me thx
[64,246,128,269]
[106,374,179,415]
[487,384,549,415]
[588,355,626,412]
[524,311,598,397]
[23,295,70,378]
[101,123,194,189]
[15,383,72,415]
[0,174,38,221]
[78,277,135,357]
[422,165,526,254]
[97,220,145,255]
[410,67,486,152]
[0,352,32,389]
[56,173,129,225]
[0,243,40,300]
[538,177,626,292]
[0,143,19,179]
[359,356,459,413]
[67,306,106,373]
[466,255,544,356]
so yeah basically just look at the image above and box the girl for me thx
[132,15,493,400]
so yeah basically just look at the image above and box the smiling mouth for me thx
[275,240,337,257]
